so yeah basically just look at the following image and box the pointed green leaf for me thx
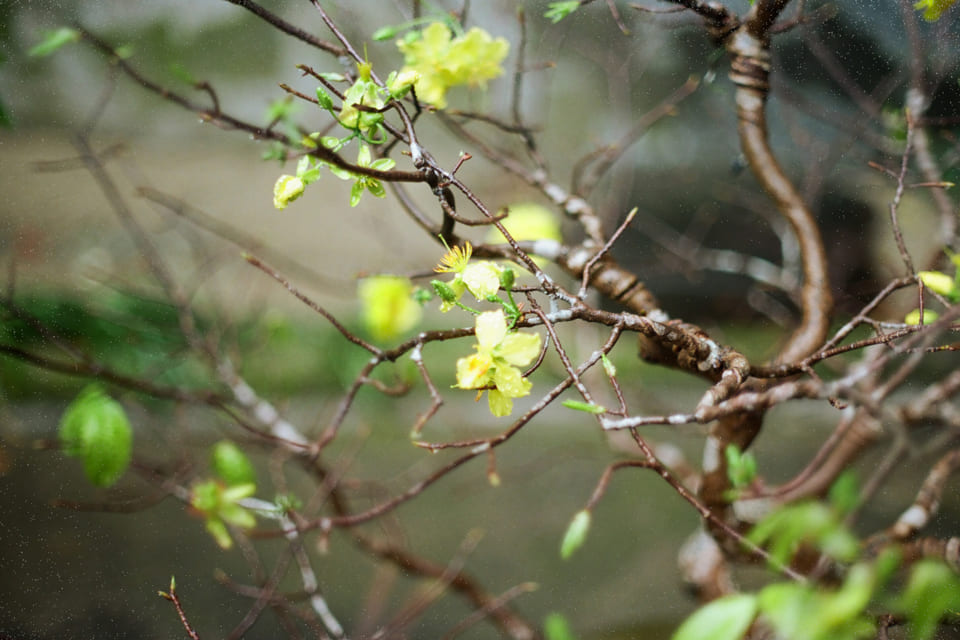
[372,25,400,41]
[672,594,758,640]
[29,27,80,57]
[560,509,591,559]
[316,87,334,111]
[210,440,257,487]
[561,400,606,414]
[350,180,365,207]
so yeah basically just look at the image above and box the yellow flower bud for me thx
[273,175,305,210]
[919,271,956,297]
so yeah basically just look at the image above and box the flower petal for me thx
[492,364,532,399]
[496,332,541,367]
[474,310,507,352]
[273,175,305,210]
[462,262,501,300]
[487,389,513,417]
[456,353,493,389]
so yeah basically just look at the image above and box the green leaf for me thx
[757,572,877,640]
[274,493,303,512]
[372,25,399,41]
[560,509,591,559]
[169,63,196,85]
[210,440,257,487]
[544,612,578,640]
[29,27,80,57]
[350,180,365,207]
[561,399,606,414]
[316,86,334,111]
[672,594,757,640]
[827,471,859,515]
[749,501,859,566]
[896,560,960,640]
[58,385,133,488]
[601,354,616,378]
[725,444,757,489]
[545,1,581,23]
[113,44,134,60]
[204,517,233,549]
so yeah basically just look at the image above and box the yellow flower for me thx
[359,275,422,341]
[461,261,501,300]
[432,241,502,310]
[914,0,956,21]
[388,68,421,98]
[905,309,939,325]
[396,22,509,108]
[486,203,562,267]
[434,241,473,273]
[456,310,540,417]
[487,203,562,244]
[273,175,305,209]
[919,271,957,298]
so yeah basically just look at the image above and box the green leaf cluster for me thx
[724,444,757,491]
[749,501,859,567]
[190,480,257,549]
[545,2,581,24]
[58,385,133,488]
[914,0,958,20]
[894,560,960,639]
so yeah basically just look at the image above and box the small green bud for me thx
[432,279,459,304]
[320,136,343,151]
[560,509,592,559]
[274,493,304,512]
[561,399,606,414]
[315,87,334,111]
[601,354,617,378]
[387,69,422,99]
[499,268,516,291]
[29,27,80,57]
[372,25,400,41]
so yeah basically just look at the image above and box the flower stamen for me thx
[434,241,472,273]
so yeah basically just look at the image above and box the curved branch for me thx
[727,19,831,364]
